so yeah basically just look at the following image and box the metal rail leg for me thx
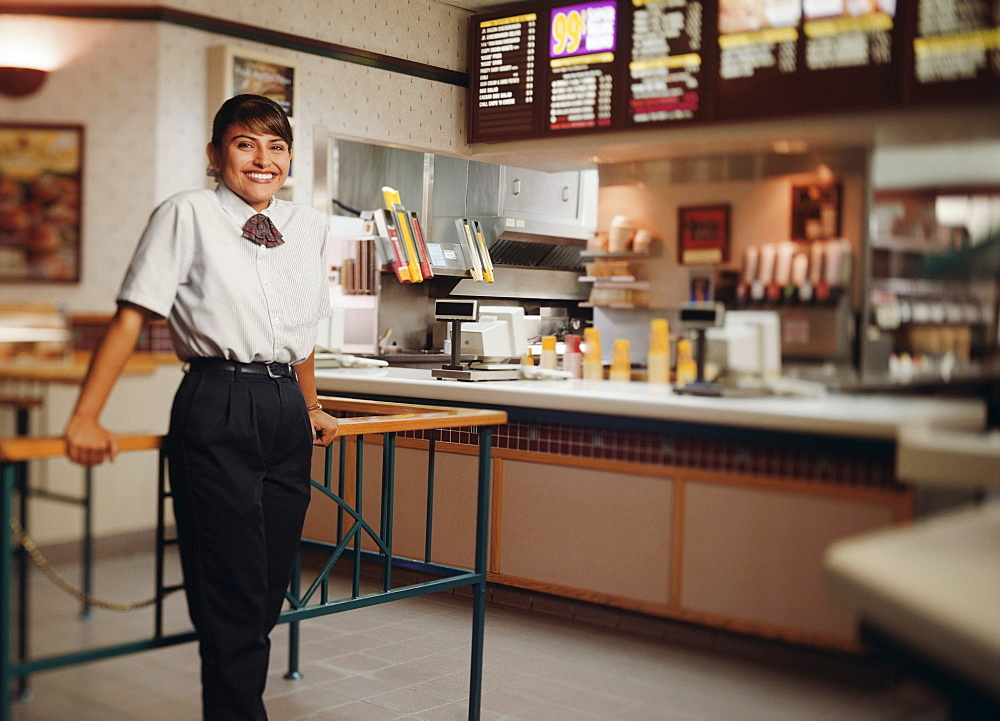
[468,427,492,721]
[2,463,15,721]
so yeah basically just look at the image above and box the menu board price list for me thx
[472,13,539,140]
[548,1,619,133]
[719,27,799,79]
[913,0,1000,86]
[629,0,705,125]
[803,12,895,71]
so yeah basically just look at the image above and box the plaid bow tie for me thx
[242,214,284,248]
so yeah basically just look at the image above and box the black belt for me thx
[186,358,296,379]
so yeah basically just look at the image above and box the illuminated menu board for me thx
[908,0,1000,104]
[715,0,901,120]
[468,12,541,142]
[627,0,707,126]
[465,1,997,144]
[547,1,619,133]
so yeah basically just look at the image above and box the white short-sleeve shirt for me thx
[118,183,331,365]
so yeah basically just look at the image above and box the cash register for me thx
[432,300,526,381]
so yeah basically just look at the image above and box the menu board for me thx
[907,0,1000,104]
[627,0,708,126]
[465,0,998,143]
[715,0,901,120]
[547,1,619,133]
[468,12,541,142]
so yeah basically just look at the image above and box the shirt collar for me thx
[215,181,275,225]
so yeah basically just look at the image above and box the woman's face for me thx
[207,123,291,212]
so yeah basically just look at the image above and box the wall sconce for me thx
[0,66,49,97]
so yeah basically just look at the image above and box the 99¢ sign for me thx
[550,1,617,60]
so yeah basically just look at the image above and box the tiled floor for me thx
[8,551,951,721]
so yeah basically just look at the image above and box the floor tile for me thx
[8,550,953,721]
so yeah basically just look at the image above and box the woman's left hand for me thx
[310,408,339,446]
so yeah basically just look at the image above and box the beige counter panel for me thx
[497,459,673,607]
[682,482,897,641]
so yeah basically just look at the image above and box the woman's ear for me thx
[206,142,220,171]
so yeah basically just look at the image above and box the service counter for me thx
[312,367,986,651]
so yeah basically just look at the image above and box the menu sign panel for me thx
[466,0,996,143]
[715,0,901,120]
[628,0,707,125]
[469,13,541,142]
[908,0,1000,104]
[547,1,619,132]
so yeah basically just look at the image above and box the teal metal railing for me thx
[0,397,506,721]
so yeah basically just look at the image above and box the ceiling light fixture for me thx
[0,66,49,97]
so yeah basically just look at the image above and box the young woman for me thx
[65,94,339,721]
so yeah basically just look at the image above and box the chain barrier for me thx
[9,518,179,612]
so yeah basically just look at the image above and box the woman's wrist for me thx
[305,401,323,412]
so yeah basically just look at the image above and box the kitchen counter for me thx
[315,367,986,440]
[313,366,987,650]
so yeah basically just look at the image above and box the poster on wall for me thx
[547,0,619,133]
[208,45,298,120]
[0,124,83,283]
[678,204,730,264]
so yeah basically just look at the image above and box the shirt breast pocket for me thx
[280,267,325,328]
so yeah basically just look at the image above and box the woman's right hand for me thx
[65,415,119,466]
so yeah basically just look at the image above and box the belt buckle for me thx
[266,363,286,379]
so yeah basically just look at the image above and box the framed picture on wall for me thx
[0,123,84,283]
[208,45,298,121]
[791,182,841,240]
[677,204,729,265]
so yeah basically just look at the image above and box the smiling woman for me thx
[206,94,293,211]
[63,94,339,721]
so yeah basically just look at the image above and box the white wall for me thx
[873,141,1000,190]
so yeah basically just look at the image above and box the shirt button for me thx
[273,317,280,324]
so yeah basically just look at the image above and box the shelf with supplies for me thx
[580,248,653,309]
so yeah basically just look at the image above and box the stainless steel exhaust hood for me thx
[321,137,597,299]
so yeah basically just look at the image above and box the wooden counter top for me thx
[0,352,178,384]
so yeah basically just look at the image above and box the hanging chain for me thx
[9,518,179,612]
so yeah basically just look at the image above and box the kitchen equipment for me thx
[432,302,526,381]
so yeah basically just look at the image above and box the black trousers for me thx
[167,364,313,721]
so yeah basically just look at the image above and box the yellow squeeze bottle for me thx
[540,335,558,370]
[647,318,671,385]
[582,327,603,380]
[675,337,697,387]
[609,339,631,381]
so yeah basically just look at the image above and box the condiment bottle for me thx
[562,334,583,379]
[540,335,558,370]
[675,337,697,387]
[647,318,671,385]
[609,339,631,381]
[582,327,603,380]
